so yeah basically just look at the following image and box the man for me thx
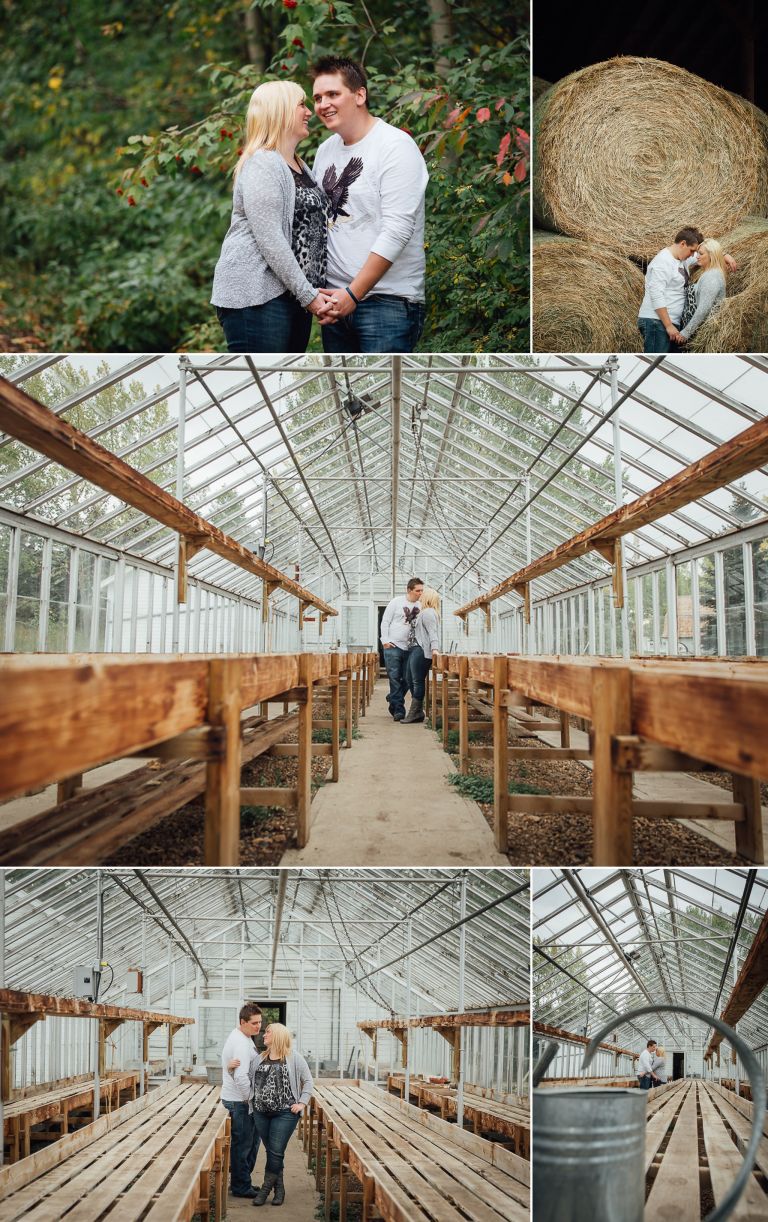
[311,56,429,353]
[638,226,736,352]
[381,577,424,721]
[221,1003,262,1198]
[637,1038,658,1090]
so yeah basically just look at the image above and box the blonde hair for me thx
[234,81,306,179]
[692,237,728,281]
[420,587,441,614]
[655,1046,665,1058]
[263,1022,293,1060]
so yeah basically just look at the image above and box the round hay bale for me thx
[532,231,644,352]
[533,57,768,262]
[532,76,552,102]
[691,218,768,352]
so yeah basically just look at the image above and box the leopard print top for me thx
[291,166,329,288]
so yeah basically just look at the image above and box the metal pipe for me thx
[456,875,467,1129]
[391,356,402,595]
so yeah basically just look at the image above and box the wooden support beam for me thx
[455,414,768,617]
[533,1021,637,1059]
[706,908,768,1056]
[131,726,226,762]
[240,787,298,809]
[203,659,242,867]
[359,1008,529,1030]
[296,653,313,849]
[330,654,340,783]
[493,655,509,854]
[0,991,192,1025]
[591,666,633,865]
[0,376,337,618]
[458,655,469,776]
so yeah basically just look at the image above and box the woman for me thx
[403,586,440,723]
[651,1046,667,1087]
[211,81,331,353]
[229,1022,313,1207]
[678,238,727,343]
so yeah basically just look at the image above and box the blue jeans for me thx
[638,1074,654,1090]
[383,645,410,717]
[322,294,425,353]
[405,645,432,701]
[638,316,671,353]
[216,293,312,353]
[222,1100,260,1193]
[252,1108,301,1176]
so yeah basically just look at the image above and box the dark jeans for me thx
[322,294,425,353]
[216,293,312,353]
[252,1107,301,1176]
[383,644,410,717]
[405,645,432,701]
[638,316,671,353]
[638,1074,654,1090]
[222,1100,260,1193]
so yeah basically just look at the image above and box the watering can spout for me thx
[532,1039,559,1087]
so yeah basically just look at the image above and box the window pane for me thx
[753,537,768,657]
[723,546,746,656]
[0,526,10,641]
[15,532,44,652]
[48,543,70,652]
[74,551,95,650]
[658,569,669,656]
[675,561,693,656]
[641,573,654,653]
[697,555,718,655]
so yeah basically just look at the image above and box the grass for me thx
[240,805,281,829]
[447,774,547,803]
[312,726,362,743]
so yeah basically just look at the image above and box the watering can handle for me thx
[532,1039,559,1087]
[582,1003,766,1222]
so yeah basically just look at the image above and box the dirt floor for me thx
[434,718,744,868]
[105,704,338,867]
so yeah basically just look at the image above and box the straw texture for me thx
[532,232,644,352]
[692,218,768,352]
[533,57,768,262]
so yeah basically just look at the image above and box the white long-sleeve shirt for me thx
[313,119,428,300]
[638,249,698,324]
[381,595,421,650]
[637,1048,655,1077]
[221,1027,257,1105]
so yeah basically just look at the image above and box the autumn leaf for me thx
[513,157,527,182]
[502,171,513,186]
[496,132,511,166]
[476,106,491,123]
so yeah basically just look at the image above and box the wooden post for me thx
[731,773,764,862]
[344,662,353,749]
[430,661,438,728]
[493,656,510,855]
[441,669,450,749]
[331,654,340,783]
[591,666,633,865]
[204,658,242,866]
[559,710,570,748]
[56,774,82,804]
[296,654,313,848]
[458,656,469,775]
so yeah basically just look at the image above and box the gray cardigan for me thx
[211,150,318,310]
[255,1050,314,1107]
[679,268,726,339]
[414,607,440,655]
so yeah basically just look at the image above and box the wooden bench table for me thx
[643,1080,767,1219]
[303,1079,529,1222]
[3,1070,142,1163]
[0,1079,229,1220]
[386,1073,529,1157]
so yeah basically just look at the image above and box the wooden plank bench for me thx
[386,1074,529,1157]
[0,650,378,866]
[644,1080,768,1220]
[3,1071,142,1163]
[433,653,768,864]
[0,1079,229,1221]
[302,1079,529,1222]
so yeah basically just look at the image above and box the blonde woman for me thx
[651,1046,667,1086]
[403,585,440,723]
[678,238,728,343]
[228,1022,312,1207]
[211,81,332,352]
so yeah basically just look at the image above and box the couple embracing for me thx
[638,226,736,353]
[381,577,440,724]
[211,56,428,354]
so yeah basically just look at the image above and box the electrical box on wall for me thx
[72,966,101,1000]
[126,968,143,993]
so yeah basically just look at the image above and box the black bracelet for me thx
[345,286,361,306]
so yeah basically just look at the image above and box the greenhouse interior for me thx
[0,352,768,869]
[0,866,530,1219]
[532,866,768,1219]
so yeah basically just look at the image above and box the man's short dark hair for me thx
[407,577,425,591]
[674,227,703,246]
[312,56,369,108]
[647,1039,657,1048]
[239,1003,262,1023]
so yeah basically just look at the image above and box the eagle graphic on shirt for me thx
[322,157,364,223]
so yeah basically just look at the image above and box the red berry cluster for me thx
[219,128,234,140]
[283,0,297,8]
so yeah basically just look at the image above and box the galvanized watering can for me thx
[532,1003,766,1222]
